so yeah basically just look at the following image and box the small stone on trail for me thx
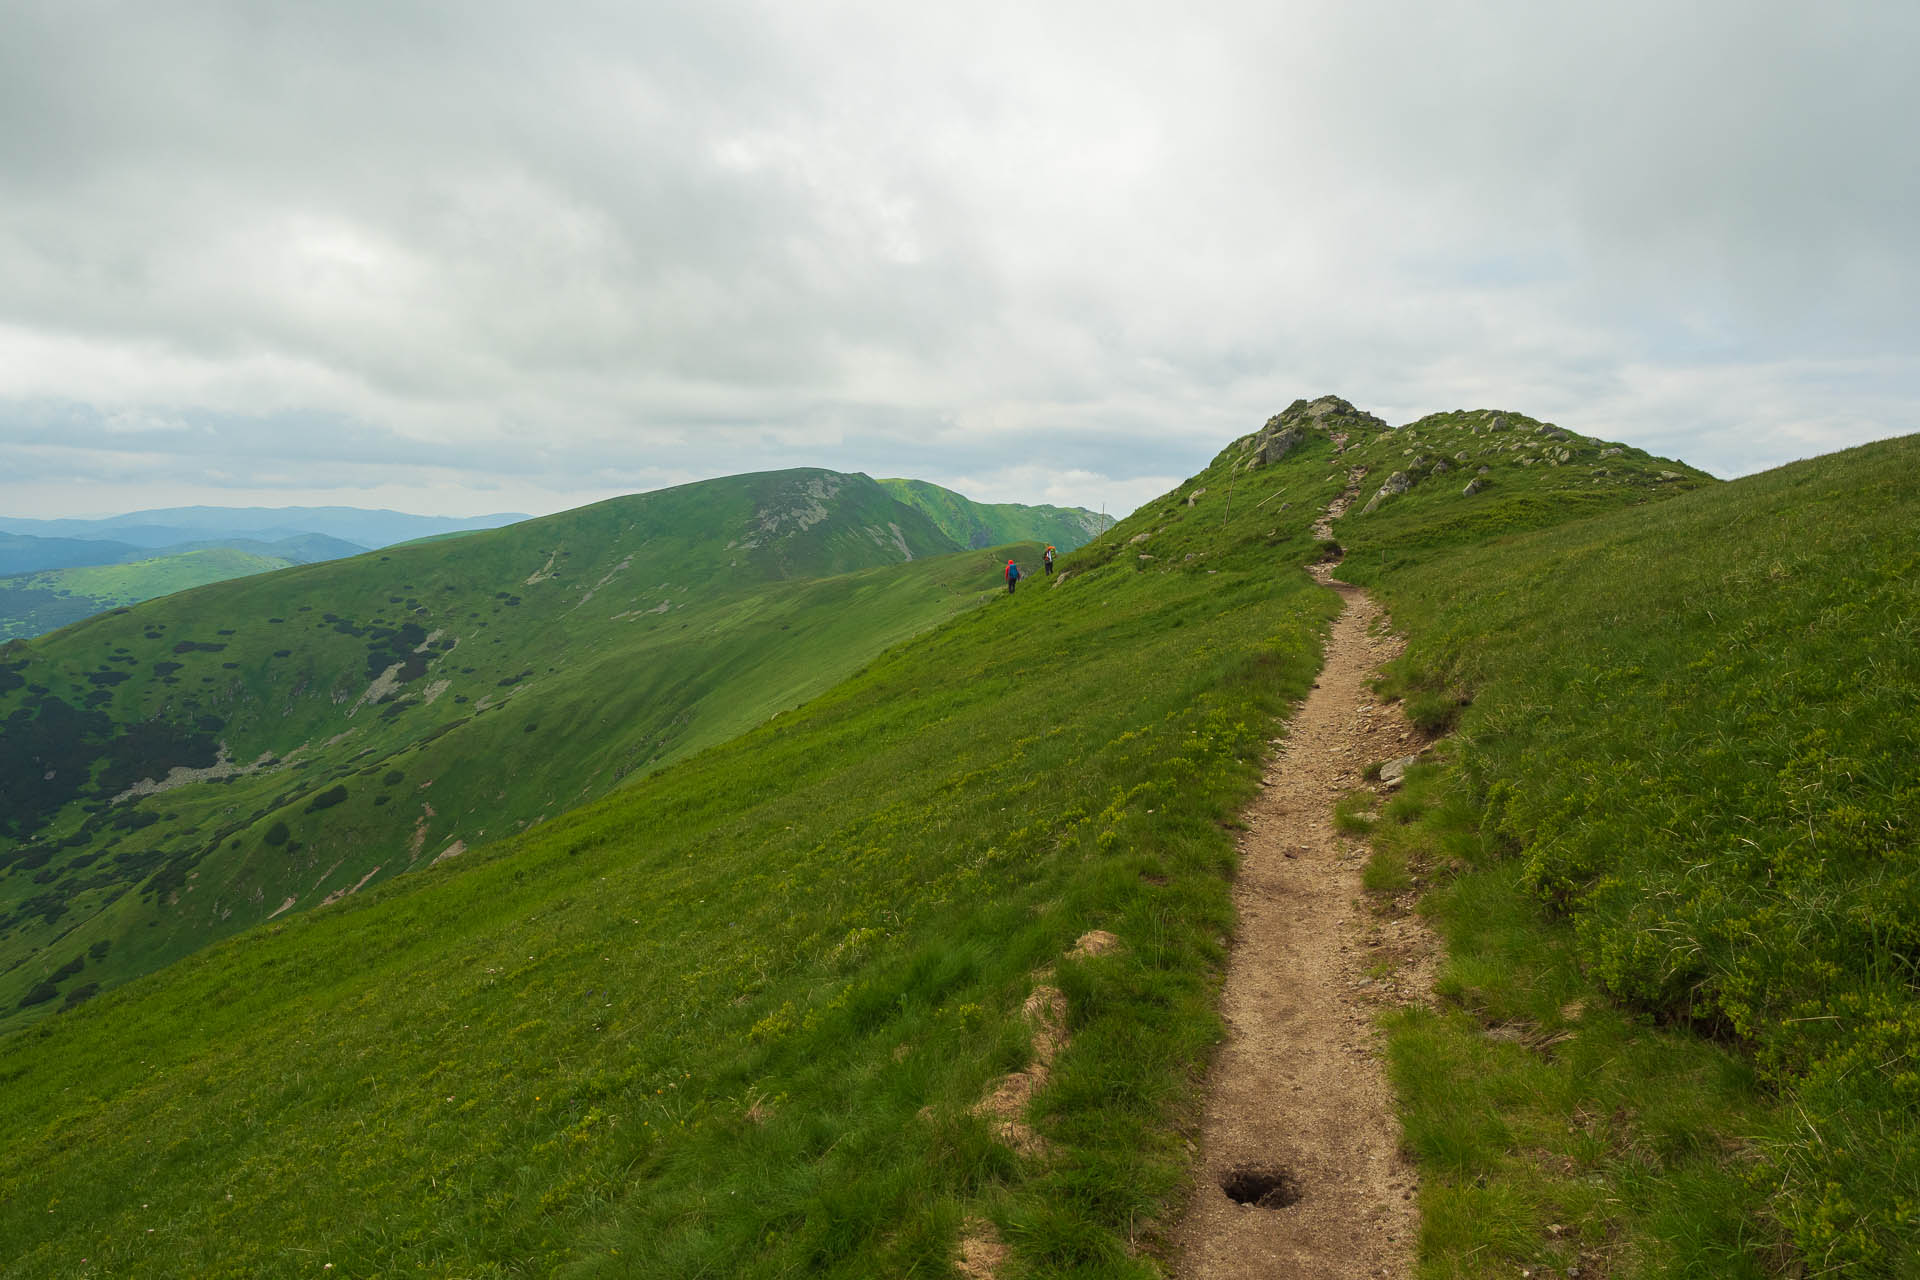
[1377,754,1419,788]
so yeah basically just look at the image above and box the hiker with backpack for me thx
[1043,545,1056,575]
[1005,560,1021,594]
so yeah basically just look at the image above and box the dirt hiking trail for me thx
[1173,549,1434,1277]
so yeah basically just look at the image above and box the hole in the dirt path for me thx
[1220,1165,1300,1209]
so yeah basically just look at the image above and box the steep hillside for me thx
[0,469,998,1028]
[0,403,1717,1277]
[1330,431,1920,1273]
[879,477,1108,550]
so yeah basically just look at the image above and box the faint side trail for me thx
[1173,503,1430,1278]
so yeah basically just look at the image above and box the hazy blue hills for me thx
[0,506,522,640]
[0,533,149,576]
[0,534,377,641]
[1,529,373,578]
[0,504,530,552]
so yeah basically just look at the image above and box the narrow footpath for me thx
[1172,532,1431,1275]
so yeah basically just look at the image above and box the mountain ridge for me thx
[0,467,1066,1028]
[876,477,1108,551]
[6,405,1905,1274]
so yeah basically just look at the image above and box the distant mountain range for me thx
[0,531,371,578]
[0,505,531,552]
[0,508,534,640]
[0,543,366,641]
[0,494,1107,641]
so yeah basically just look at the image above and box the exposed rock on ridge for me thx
[1359,470,1414,516]
[1238,395,1390,470]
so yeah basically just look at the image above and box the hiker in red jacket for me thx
[1005,560,1021,594]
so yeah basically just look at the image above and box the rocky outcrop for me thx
[1359,470,1414,515]
[1241,395,1388,469]
[1252,425,1308,467]
[1463,477,1487,496]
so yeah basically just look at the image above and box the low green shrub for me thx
[1333,789,1377,835]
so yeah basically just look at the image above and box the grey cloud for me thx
[0,0,1914,520]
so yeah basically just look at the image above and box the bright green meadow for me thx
[0,428,1359,1277]
[1335,429,1920,1274]
[2,399,1913,1277]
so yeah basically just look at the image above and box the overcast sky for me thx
[2,1,1914,520]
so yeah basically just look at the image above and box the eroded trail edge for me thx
[1174,580,1432,1279]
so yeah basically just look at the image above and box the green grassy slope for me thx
[0,548,297,641]
[1305,400,1716,573]
[879,477,1109,551]
[1334,433,1920,1272]
[0,405,1713,1278]
[162,533,372,564]
[0,469,990,1029]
